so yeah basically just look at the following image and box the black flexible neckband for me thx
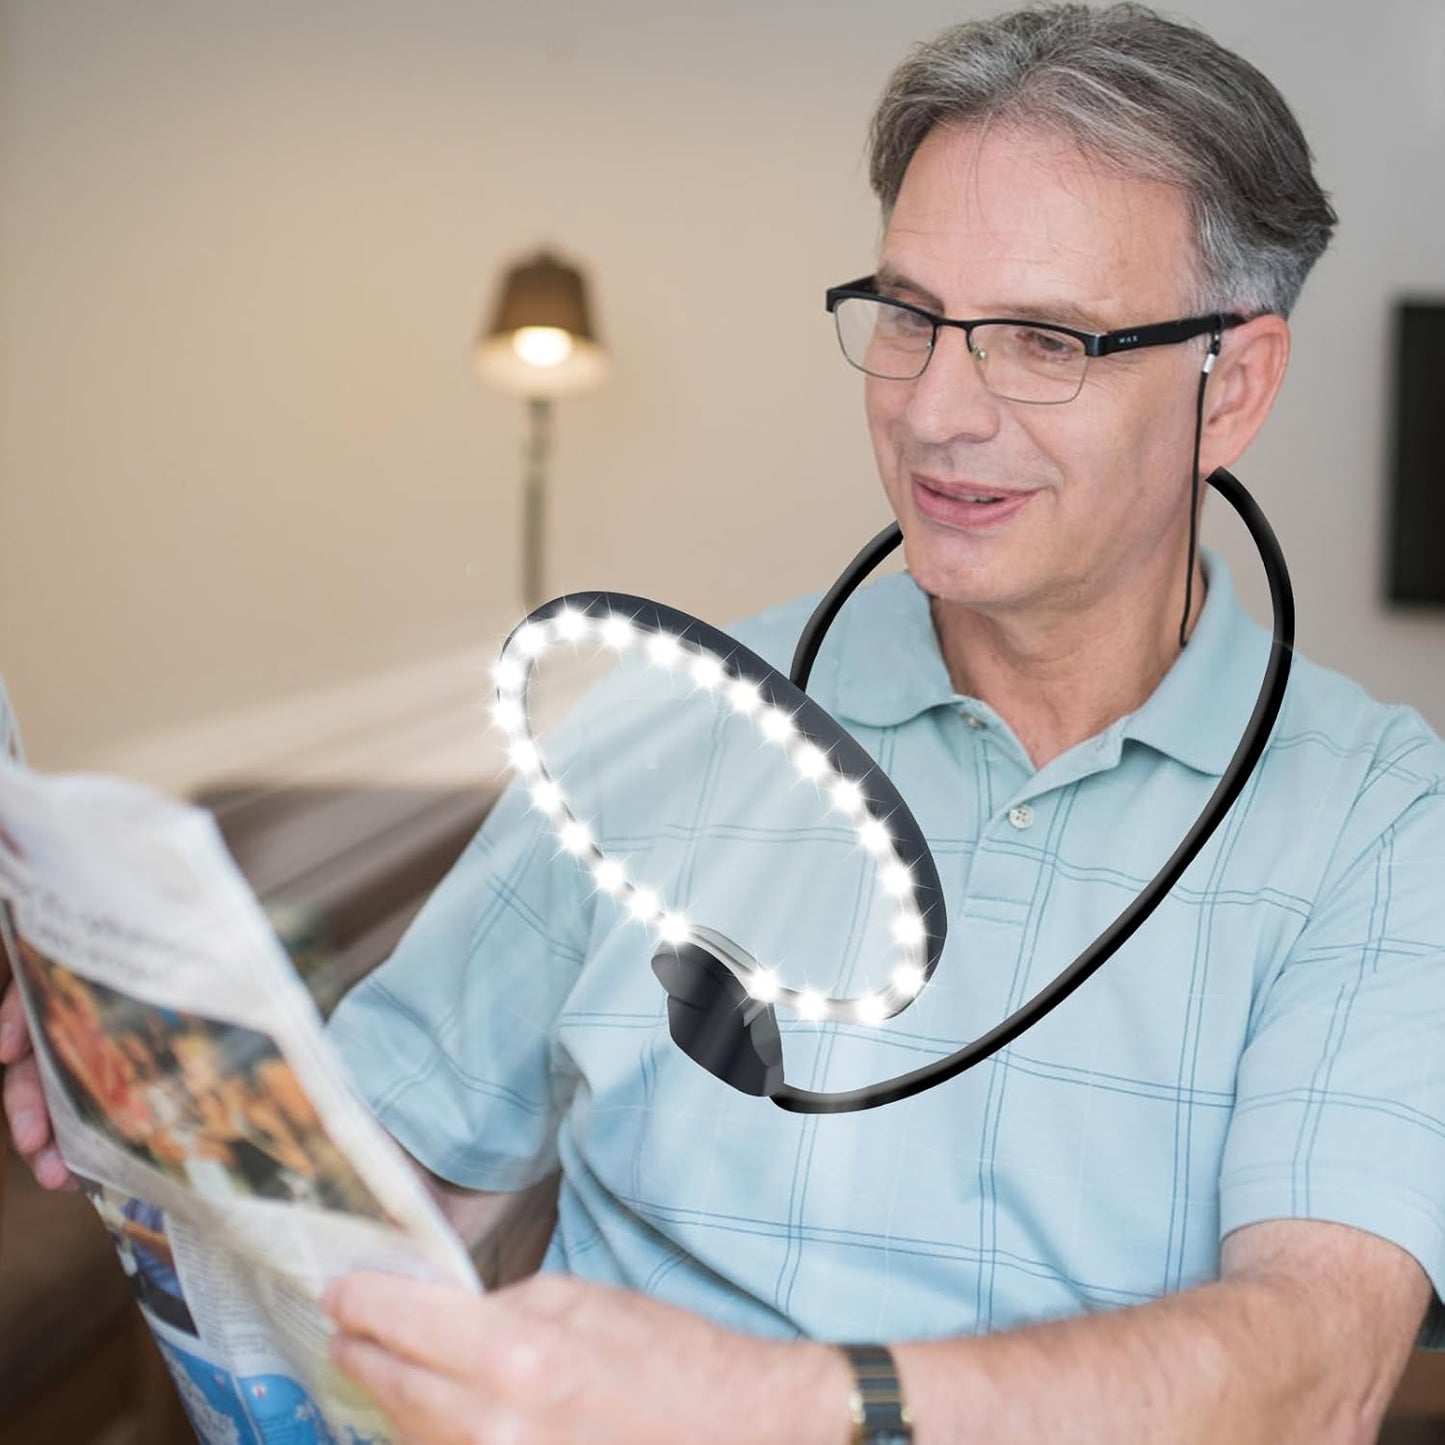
[772,464,1294,1113]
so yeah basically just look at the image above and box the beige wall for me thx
[1,0,1442,774]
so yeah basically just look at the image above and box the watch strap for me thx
[839,1342,913,1445]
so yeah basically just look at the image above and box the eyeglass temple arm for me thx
[824,277,881,311]
[1099,312,1248,356]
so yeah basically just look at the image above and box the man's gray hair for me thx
[868,3,1336,316]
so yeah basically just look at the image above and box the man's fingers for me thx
[330,1334,503,1445]
[326,1274,539,1388]
[3,1052,51,1155]
[0,981,32,1064]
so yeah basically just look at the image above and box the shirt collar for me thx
[825,550,1271,777]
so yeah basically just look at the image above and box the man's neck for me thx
[929,560,1207,770]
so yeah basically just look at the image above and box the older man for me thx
[7,5,1444,1442]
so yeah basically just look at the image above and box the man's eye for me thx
[1011,326,1078,361]
[878,305,932,338]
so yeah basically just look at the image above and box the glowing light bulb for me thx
[691,655,726,691]
[854,994,889,1025]
[493,657,526,692]
[629,888,662,923]
[656,912,690,945]
[727,679,763,716]
[647,633,682,668]
[559,819,592,855]
[512,326,574,369]
[530,779,565,816]
[794,743,829,780]
[760,708,796,744]
[891,911,926,945]
[797,990,827,1021]
[600,615,637,651]
[747,970,781,1002]
[881,861,913,897]
[830,778,865,816]
[592,857,627,894]
[514,622,550,658]
[492,698,526,734]
[890,962,926,998]
[858,818,891,855]
[554,608,590,642]
[508,740,542,776]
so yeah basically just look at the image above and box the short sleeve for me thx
[326,775,592,1192]
[1220,784,1445,1347]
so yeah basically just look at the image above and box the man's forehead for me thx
[879,121,1194,319]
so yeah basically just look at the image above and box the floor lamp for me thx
[473,251,611,612]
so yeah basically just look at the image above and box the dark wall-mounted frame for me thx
[1387,300,1445,606]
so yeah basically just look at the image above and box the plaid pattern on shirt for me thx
[329,552,1445,1346]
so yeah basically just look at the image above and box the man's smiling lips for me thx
[910,473,1039,529]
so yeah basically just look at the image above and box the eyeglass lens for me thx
[833,295,1088,404]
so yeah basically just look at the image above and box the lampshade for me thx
[474,251,611,399]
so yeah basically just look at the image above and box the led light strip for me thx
[492,603,935,1025]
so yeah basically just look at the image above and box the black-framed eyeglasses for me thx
[825,276,1247,405]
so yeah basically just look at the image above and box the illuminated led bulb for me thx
[629,888,662,923]
[891,910,926,946]
[747,970,781,1003]
[881,860,913,897]
[797,990,827,1021]
[727,679,763,716]
[508,740,542,776]
[829,778,866,817]
[592,857,627,894]
[854,993,889,1025]
[600,615,637,651]
[492,697,526,734]
[554,608,590,642]
[559,819,592,855]
[530,779,565,816]
[493,657,526,693]
[760,708,796,744]
[890,962,926,998]
[514,622,550,658]
[656,912,690,945]
[857,818,891,855]
[647,633,682,668]
[794,742,829,781]
[691,655,726,691]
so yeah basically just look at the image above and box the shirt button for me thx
[963,713,985,730]
[1007,804,1034,830]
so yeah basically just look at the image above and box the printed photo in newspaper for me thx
[0,680,482,1444]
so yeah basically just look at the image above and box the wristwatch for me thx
[839,1342,913,1445]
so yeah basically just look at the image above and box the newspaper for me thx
[0,684,478,1444]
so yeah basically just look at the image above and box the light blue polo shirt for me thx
[328,552,1445,1346]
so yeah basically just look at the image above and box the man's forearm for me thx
[879,1276,1389,1445]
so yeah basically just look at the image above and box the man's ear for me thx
[1199,313,1291,475]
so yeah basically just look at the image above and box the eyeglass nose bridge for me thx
[924,315,993,385]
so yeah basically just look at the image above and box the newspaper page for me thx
[0,742,479,1445]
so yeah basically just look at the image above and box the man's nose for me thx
[903,324,1002,447]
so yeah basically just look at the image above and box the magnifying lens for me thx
[492,464,1293,1115]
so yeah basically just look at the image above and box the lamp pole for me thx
[523,396,552,615]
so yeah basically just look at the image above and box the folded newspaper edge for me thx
[0,696,479,1445]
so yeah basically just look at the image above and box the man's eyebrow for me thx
[874,265,1112,333]
[874,266,943,310]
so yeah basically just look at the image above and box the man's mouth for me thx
[910,475,1036,528]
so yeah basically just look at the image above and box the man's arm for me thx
[885,1217,1431,1445]
[320,1215,1433,1445]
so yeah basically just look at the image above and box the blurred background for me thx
[1,2,1444,1441]
[0,0,1442,785]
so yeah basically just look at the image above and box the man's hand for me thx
[0,970,74,1189]
[324,1271,850,1445]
